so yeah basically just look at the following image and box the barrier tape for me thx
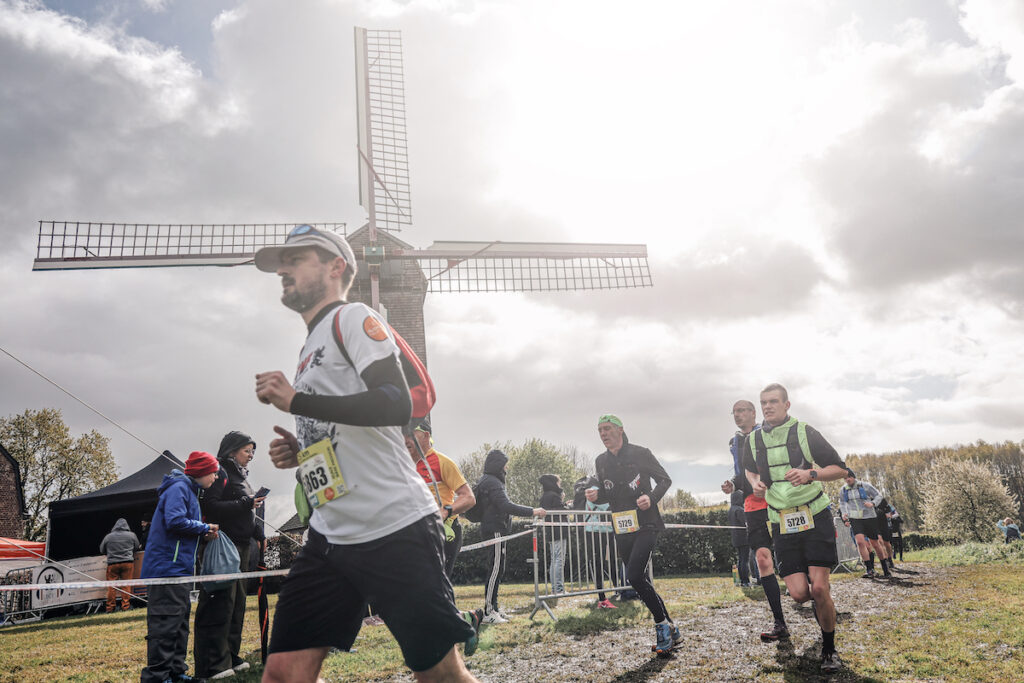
[459,528,533,552]
[532,521,745,530]
[0,568,289,593]
[1,528,536,592]
[2,522,740,593]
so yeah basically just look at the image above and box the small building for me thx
[0,442,27,539]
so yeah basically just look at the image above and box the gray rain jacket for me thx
[100,518,141,565]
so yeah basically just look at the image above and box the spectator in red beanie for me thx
[140,452,220,683]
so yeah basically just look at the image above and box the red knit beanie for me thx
[184,451,219,478]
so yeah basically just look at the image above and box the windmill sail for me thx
[31,222,346,270]
[355,27,411,236]
[394,241,652,293]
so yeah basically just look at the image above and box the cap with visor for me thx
[254,224,357,274]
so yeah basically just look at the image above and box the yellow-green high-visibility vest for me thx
[748,416,829,524]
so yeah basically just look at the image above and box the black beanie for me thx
[217,431,255,461]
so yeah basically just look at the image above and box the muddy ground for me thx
[398,564,941,682]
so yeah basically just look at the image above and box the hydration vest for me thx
[840,484,867,504]
[748,417,829,524]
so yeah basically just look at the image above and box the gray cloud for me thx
[538,240,828,322]
[809,35,1024,300]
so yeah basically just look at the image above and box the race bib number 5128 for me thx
[297,439,349,509]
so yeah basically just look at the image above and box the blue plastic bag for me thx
[200,533,240,592]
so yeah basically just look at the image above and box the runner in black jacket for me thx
[586,415,679,656]
[476,449,544,622]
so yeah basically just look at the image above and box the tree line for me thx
[842,439,1024,532]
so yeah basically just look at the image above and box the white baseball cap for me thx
[254,224,357,274]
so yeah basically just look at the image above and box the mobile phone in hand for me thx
[255,486,270,498]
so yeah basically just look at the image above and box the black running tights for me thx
[616,529,668,623]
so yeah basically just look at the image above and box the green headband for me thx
[598,414,623,428]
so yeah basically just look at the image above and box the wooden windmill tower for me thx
[32,28,652,363]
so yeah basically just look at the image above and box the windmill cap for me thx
[254,225,357,274]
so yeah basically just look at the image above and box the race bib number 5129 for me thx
[612,509,640,535]
[297,438,349,509]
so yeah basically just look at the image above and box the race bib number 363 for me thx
[297,438,349,509]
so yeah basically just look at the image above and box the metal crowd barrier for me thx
[1,566,44,626]
[833,516,863,573]
[529,509,651,621]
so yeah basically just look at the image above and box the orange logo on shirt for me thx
[363,316,388,341]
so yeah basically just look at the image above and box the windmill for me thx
[32,28,652,363]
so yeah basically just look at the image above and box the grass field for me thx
[4,556,1024,681]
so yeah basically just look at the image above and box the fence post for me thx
[529,521,557,620]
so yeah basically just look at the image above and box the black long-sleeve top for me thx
[593,439,671,532]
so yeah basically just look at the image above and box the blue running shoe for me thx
[670,623,682,647]
[653,623,675,656]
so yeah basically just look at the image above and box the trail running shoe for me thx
[653,623,675,656]
[596,599,617,609]
[670,623,682,647]
[862,569,876,579]
[760,621,791,642]
[462,609,483,656]
[820,650,842,673]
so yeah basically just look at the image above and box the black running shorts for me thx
[850,516,881,540]
[878,518,893,544]
[744,507,773,551]
[268,514,474,672]
[770,508,838,577]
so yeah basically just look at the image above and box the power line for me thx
[0,344,301,547]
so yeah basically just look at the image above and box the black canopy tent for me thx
[46,451,184,561]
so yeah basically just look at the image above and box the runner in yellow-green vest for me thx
[741,383,848,675]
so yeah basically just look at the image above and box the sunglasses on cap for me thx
[289,224,326,239]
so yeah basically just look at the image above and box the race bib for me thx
[297,438,349,509]
[780,505,814,535]
[612,509,640,535]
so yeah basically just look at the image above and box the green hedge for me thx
[902,532,953,551]
[450,509,737,586]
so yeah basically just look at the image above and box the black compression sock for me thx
[866,558,874,572]
[869,551,875,564]
[822,629,835,654]
[761,574,785,624]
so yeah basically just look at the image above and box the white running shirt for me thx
[293,302,437,544]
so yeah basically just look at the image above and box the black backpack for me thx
[462,482,486,523]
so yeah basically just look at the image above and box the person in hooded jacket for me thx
[194,430,267,680]
[538,474,567,595]
[140,451,221,683]
[585,415,678,655]
[572,475,616,609]
[100,518,141,612]
[475,449,545,623]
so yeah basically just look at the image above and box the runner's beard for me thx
[282,279,327,313]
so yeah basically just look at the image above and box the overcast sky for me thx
[2,0,1023,528]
